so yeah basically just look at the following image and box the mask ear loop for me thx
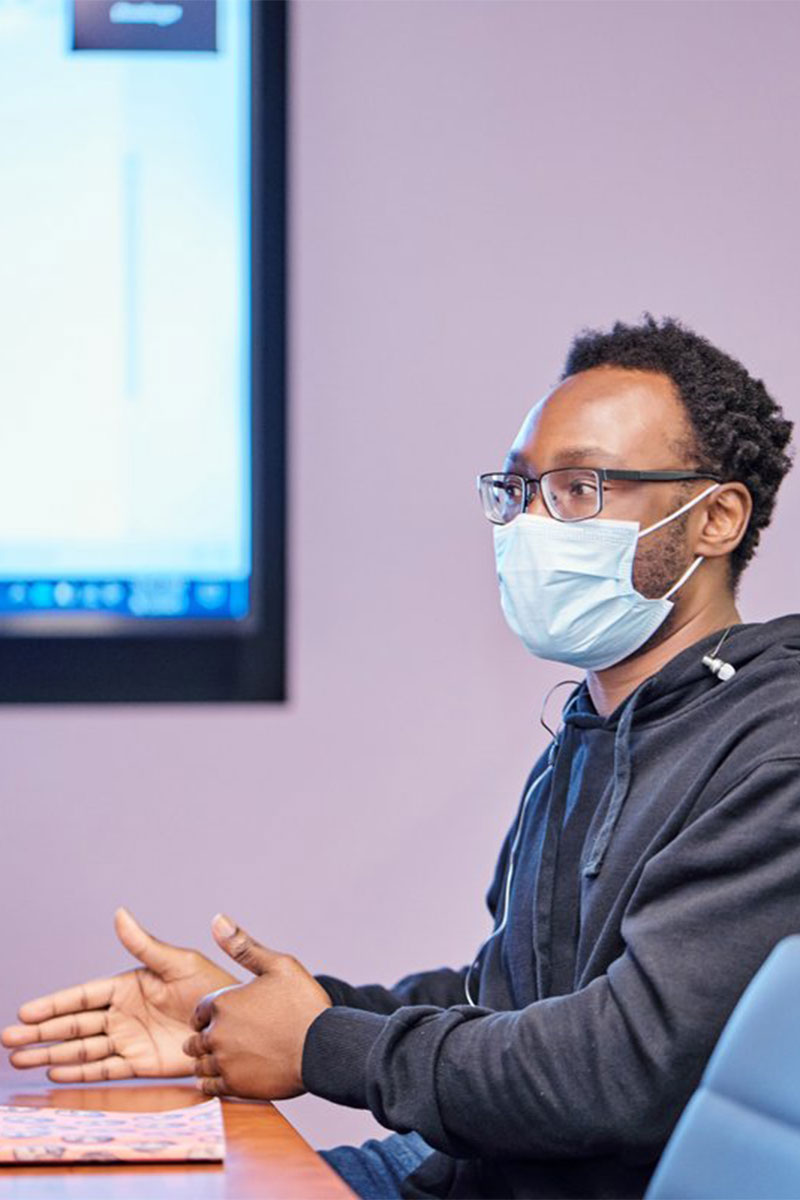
[637,482,719,602]
[539,678,583,743]
[662,553,705,600]
[638,482,720,539]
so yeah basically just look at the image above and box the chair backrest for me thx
[646,935,800,1200]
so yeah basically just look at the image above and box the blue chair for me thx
[647,936,800,1199]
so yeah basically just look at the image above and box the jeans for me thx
[321,1131,435,1199]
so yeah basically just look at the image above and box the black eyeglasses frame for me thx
[477,468,722,524]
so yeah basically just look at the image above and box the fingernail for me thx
[213,913,237,939]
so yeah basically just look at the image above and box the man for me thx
[3,315,799,1200]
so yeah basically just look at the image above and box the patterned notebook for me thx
[0,1098,225,1164]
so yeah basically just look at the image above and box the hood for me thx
[564,614,800,730]
[556,615,800,877]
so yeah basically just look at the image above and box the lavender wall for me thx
[2,0,799,1150]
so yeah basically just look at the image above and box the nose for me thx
[525,487,549,518]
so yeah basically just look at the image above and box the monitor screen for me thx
[0,0,286,700]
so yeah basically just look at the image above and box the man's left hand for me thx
[182,914,332,1100]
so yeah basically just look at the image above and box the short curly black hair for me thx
[562,314,794,586]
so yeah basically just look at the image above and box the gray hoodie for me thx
[304,617,800,1198]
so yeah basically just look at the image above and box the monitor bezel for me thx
[0,0,287,703]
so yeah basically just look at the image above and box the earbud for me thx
[702,655,736,682]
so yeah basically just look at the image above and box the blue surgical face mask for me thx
[493,483,719,670]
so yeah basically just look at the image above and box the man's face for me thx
[505,366,702,600]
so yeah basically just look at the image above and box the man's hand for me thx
[183,915,332,1101]
[1,908,238,1082]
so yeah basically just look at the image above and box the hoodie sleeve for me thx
[314,967,471,1013]
[302,757,800,1159]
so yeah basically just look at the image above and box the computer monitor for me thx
[0,0,286,702]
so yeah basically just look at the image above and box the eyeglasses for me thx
[477,468,722,525]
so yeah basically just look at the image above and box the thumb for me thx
[114,907,180,976]
[212,914,277,976]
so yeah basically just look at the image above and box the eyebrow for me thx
[504,446,624,471]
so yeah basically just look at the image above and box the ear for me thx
[693,483,752,561]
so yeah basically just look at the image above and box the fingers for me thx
[47,1057,133,1084]
[192,1054,220,1079]
[195,1075,225,1097]
[211,914,276,977]
[2,1010,108,1050]
[182,1031,219,1078]
[114,907,179,976]
[191,993,218,1032]
[191,985,239,1032]
[183,1027,223,1091]
[14,978,114,1026]
[9,1035,115,1070]
[182,1030,212,1058]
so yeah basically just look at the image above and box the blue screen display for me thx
[0,0,251,624]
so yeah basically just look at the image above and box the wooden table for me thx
[0,1067,356,1198]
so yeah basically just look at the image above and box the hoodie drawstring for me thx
[582,686,644,878]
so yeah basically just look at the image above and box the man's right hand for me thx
[0,908,238,1083]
